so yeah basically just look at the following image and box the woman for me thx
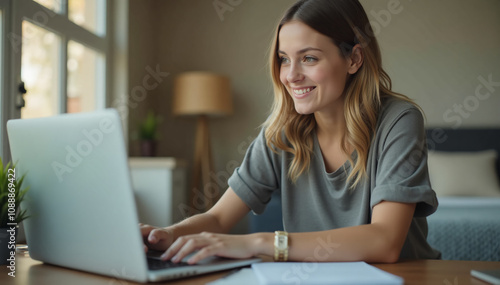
[141,0,441,264]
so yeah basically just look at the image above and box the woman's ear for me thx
[347,44,364,75]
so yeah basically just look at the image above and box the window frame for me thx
[0,0,11,161]
[2,0,115,160]
[14,0,108,117]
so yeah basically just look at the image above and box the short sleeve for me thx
[370,106,438,217]
[228,128,281,214]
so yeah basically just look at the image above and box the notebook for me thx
[251,262,403,285]
[7,109,260,282]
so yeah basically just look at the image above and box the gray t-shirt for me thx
[228,98,441,260]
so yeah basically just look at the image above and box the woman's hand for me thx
[140,223,175,253]
[161,232,269,264]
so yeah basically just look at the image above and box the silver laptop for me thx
[7,109,260,282]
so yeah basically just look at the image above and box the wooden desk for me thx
[1,252,499,285]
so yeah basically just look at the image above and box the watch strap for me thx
[274,231,289,262]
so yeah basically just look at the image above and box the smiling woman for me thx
[278,22,353,116]
[265,0,419,186]
[141,0,441,265]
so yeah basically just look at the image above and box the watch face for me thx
[277,235,288,250]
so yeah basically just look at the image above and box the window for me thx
[67,40,104,113]
[21,21,60,118]
[33,0,61,12]
[0,1,6,159]
[68,0,105,36]
[14,0,108,119]
[1,0,124,160]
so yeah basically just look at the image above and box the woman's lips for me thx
[292,86,316,98]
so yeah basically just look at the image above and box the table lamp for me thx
[173,72,233,212]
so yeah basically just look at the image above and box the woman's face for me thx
[278,21,352,115]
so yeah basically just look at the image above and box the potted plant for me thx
[0,157,29,265]
[137,111,162,157]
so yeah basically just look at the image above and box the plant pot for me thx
[140,140,157,157]
[0,226,18,265]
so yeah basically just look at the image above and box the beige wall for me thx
[360,0,500,128]
[128,0,297,190]
[127,0,160,152]
[128,0,500,225]
[154,0,296,190]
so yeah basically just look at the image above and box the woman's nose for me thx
[286,63,304,83]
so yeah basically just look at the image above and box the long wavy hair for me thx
[264,0,418,187]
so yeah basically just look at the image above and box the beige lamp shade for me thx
[173,72,233,116]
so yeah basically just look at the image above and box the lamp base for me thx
[190,115,219,214]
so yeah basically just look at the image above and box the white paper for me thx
[206,268,260,285]
[251,262,403,285]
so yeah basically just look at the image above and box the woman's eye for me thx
[304,56,317,63]
[280,56,290,64]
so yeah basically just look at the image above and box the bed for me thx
[425,128,500,261]
[249,128,500,261]
[427,197,500,261]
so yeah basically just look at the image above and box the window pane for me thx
[67,40,103,113]
[68,0,105,35]
[21,21,60,119]
[33,0,62,12]
[0,10,3,156]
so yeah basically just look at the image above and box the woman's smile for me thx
[291,86,317,99]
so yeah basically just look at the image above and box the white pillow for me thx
[427,150,500,197]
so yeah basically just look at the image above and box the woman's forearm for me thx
[289,224,400,263]
[253,202,415,263]
[166,188,251,241]
[252,224,401,263]
[166,212,227,241]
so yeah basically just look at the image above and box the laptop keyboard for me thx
[147,258,191,271]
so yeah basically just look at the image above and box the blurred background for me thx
[1,0,499,232]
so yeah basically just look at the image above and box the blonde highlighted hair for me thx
[264,0,418,187]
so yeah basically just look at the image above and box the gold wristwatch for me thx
[274,231,289,262]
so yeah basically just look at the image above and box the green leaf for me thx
[138,110,162,140]
[0,158,30,227]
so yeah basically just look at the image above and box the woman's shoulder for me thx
[378,97,424,128]
[374,97,426,147]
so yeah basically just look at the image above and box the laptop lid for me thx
[7,109,261,283]
[7,109,149,282]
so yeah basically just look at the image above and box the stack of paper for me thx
[208,262,403,285]
[251,262,403,285]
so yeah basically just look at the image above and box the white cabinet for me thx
[128,157,187,227]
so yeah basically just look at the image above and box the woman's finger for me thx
[171,238,201,263]
[164,234,213,262]
[140,224,155,238]
[186,244,222,264]
[148,228,173,248]
[161,235,189,260]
